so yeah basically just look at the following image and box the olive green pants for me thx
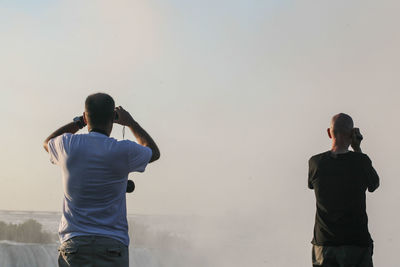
[312,244,373,267]
[58,236,129,267]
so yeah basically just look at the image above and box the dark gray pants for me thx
[58,236,129,267]
[312,244,373,267]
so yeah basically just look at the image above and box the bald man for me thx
[308,113,379,267]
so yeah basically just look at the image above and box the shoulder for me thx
[49,133,73,145]
[62,133,74,141]
[309,151,329,165]
[117,139,136,149]
[349,151,372,163]
[61,133,89,146]
[118,140,151,153]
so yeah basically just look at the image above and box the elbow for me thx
[43,140,49,153]
[368,181,380,192]
[149,149,160,163]
[368,187,377,193]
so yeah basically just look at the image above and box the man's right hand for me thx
[114,105,160,162]
[351,128,363,153]
[114,106,135,126]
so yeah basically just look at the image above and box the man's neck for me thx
[88,124,112,137]
[90,128,110,136]
[331,143,350,154]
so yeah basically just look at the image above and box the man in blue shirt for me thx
[44,93,160,267]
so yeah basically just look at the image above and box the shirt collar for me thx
[89,129,109,137]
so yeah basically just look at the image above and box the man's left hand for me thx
[351,128,363,152]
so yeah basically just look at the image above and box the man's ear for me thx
[83,112,87,124]
[327,128,332,139]
[350,128,355,138]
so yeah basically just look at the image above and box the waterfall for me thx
[0,241,58,267]
[0,241,199,267]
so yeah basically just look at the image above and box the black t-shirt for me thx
[308,151,379,246]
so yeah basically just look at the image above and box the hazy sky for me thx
[1,0,400,265]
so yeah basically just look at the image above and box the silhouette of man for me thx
[43,93,160,267]
[308,113,379,267]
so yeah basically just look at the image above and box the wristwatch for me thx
[73,116,87,129]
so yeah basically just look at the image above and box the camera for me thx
[126,180,135,193]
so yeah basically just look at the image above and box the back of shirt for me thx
[48,132,152,246]
[308,151,379,246]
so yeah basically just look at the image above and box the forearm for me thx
[352,146,362,153]
[43,122,80,152]
[128,121,160,162]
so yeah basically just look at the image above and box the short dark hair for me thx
[85,93,115,127]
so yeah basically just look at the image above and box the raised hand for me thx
[351,128,363,153]
[114,106,135,126]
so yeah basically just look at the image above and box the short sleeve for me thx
[362,155,380,192]
[47,133,72,165]
[308,157,316,189]
[127,141,152,173]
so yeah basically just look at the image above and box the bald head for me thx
[330,113,354,137]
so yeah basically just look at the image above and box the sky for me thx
[1,0,400,265]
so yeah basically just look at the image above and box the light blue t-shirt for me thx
[48,132,152,246]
